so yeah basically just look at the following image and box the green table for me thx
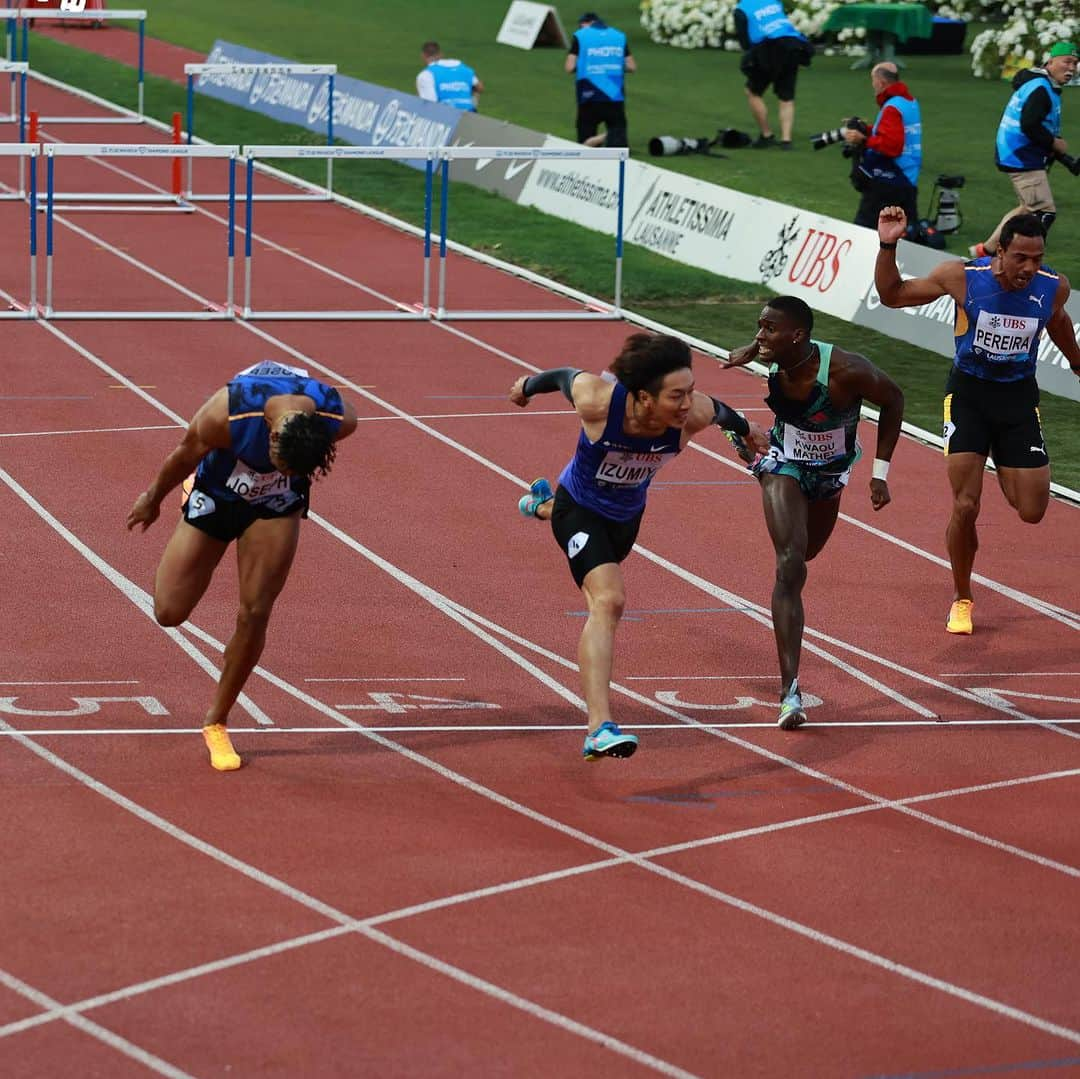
[823,3,934,69]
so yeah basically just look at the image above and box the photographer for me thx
[973,42,1079,258]
[843,63,921,229]
[735,0,811,151]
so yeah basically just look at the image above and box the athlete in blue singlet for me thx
[876,208,1080,634]
[510,333,768,761]
[723,297,904,729]
[126,361,358,771]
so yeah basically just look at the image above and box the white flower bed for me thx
[638,0,1033,71]
[971,5,1079,78]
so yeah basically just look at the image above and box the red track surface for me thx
[1,63,1079,1079]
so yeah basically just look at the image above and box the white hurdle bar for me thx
[0,55,25,126]
[2,9,147,121]
[239,144,434,320]
[0,142,37,318]
[434,146,628,321]
[184,64,338,201]
[0,60,27,197]
[43,143,239,320]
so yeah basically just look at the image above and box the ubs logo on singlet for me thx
[973,310,1038,359]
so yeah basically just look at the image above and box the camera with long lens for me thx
[809,117,868,151]
[1056,152,1080,176]
[648,134,717,157]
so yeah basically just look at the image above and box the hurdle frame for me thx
[239,145,434,321]
[433,146,627,321]
[42,143,238,320]
[0,142,37,319]
[0,60,27,197]
[1,8,146,121]
[184,64,337,201]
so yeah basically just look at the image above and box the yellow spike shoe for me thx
[946,599,974,635]
[202,723,242,771]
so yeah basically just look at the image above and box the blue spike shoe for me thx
[778,679,807,730]
[518,477,554,518]
[582,721,639,761]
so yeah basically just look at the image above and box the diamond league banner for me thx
[198,40,462,166]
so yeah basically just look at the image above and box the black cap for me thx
[578,12,600,23]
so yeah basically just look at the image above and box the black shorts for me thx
[743,39,801,101]
[943,369,1048,468]
[550,485,643,588]
[576,100,628,147]
[182,480,308,543]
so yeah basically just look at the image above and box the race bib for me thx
[782,425,846,464]
[237,360,309,378]
[224,460,299,507]
[972,310,1039,361]
[595,449,667,487]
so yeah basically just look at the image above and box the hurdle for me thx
[433,146,628,321]
[0,60,27,197]
[42,143,238,320]
[0,143,37,318]
[184,64,337,201]
[2,8,146,121]
[239,145,434,321]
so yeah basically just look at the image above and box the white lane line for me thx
[6,490,1080,1052]
[0,467,273,727]
[304,677,467,683]
[5,763,1078,1043]
[0,424,181,439]
[6,708,1080,1056]
[0,967,192,1078]
[0,680,140,686]
[5,718,1080,736]
[0,715,699,1079]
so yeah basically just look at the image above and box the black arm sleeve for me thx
[710,397,750,436]
[522,367,583,402]
[1019,85,1056,152]
[734,10,752,51]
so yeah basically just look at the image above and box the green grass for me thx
[23,6,1080,488]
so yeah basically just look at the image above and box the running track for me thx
[0,74,1079,1079]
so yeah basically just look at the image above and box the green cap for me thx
[1048,41,1078,58]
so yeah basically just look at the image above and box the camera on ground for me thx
[648,134,717,157]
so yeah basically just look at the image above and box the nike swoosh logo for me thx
[649,443,668,452]
[504,159,533,181]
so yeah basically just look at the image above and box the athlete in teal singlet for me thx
[723,297,905,729]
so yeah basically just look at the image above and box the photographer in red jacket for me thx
[843,62,921,230]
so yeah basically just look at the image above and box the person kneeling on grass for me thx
[126,360,357,772]
[510,332,768,761]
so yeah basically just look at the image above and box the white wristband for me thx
[872,458,890,481]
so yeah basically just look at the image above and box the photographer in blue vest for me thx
[972,42,1078,258]
[843,62,921,230]
[734,0,811,150]
[565,12,635,148]
[416,41,483,112]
